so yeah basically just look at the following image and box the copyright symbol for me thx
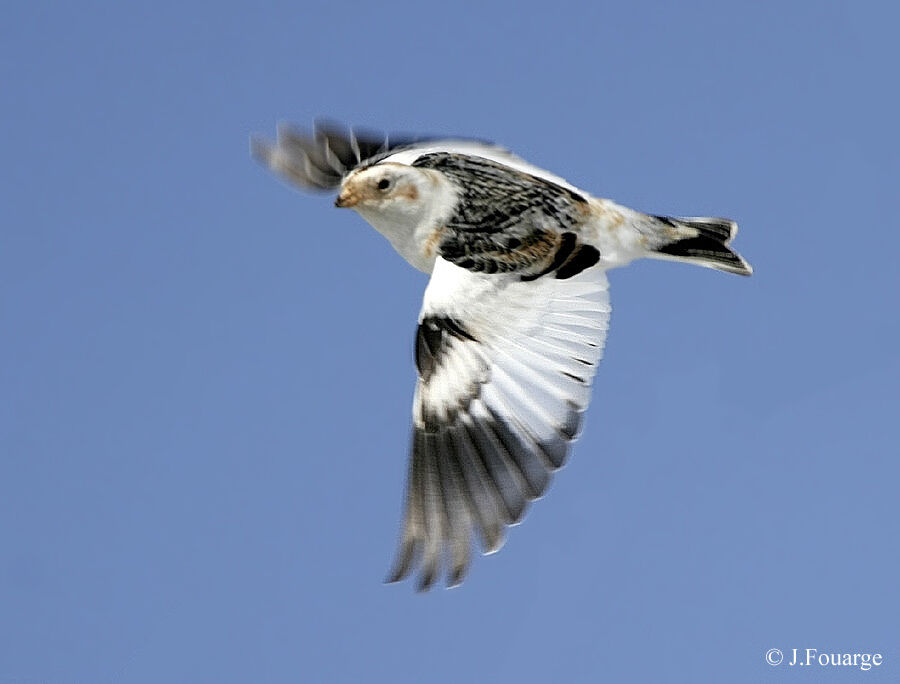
[766,648,783,666]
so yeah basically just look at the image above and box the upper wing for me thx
[412,152,600,278]
[250,121,584,195]
[251,120,496,191]
[388,257,611,590]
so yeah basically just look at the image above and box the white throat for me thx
[355,205,434,272]
[354,172,458,274]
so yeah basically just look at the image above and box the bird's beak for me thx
[334,189,359,208]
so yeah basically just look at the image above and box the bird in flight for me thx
[251,121,752,591]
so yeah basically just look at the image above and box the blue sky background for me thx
[2,1,899,681]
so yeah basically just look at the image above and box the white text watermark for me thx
[766,648,883,671]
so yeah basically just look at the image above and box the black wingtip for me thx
[506,498,528,526]
[416,568,438,593]
[385,538,418,585]
[480,524,506,555]
[384,566,406,585]
[559,404,583,441]
[447,565,467,589]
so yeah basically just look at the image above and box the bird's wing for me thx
[411,152,601,279]
[251,120,496,191]
[251,121,582,194]
[384,142,583,194]
[388,256,611,590]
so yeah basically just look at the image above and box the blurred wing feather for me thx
[252,121,496,192]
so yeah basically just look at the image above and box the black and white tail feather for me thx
[650,216,752,276]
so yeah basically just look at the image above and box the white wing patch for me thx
[387,258,611,589]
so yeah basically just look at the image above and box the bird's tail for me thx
[648,216,752,276]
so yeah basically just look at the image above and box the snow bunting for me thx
[252,121,752,590]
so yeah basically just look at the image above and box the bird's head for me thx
[333,162,455,272]
[335,163,436,220]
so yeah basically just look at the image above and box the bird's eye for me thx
[377,178,392,191]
